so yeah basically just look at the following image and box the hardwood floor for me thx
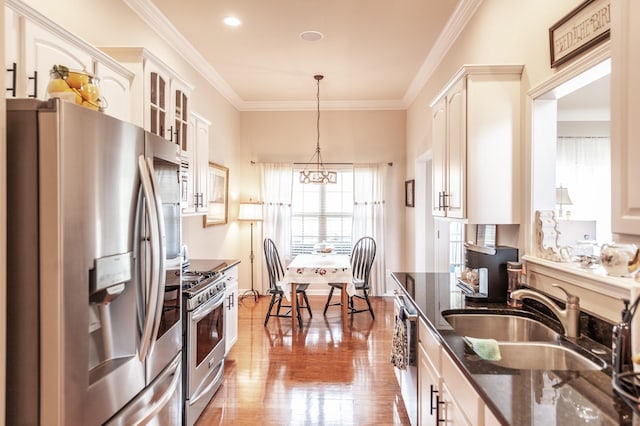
[196,295,411,425]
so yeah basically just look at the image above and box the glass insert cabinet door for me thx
[149,71,167,138]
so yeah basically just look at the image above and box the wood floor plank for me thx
[196,295,411,425]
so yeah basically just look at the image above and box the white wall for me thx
[405,0,584,270]
[241,110,406,293]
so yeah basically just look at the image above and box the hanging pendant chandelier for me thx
[299,74,337,184]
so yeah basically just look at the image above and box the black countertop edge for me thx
[391,272,632,426]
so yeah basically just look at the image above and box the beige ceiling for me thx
[141,0,463,110]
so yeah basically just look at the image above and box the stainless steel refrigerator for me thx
[6,98,183,425]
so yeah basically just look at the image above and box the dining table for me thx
[280,253,354,328]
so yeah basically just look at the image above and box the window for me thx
[291,166,353,255]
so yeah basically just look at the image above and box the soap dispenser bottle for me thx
[612,299,632,374]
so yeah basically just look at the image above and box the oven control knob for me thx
[197,294,204,304]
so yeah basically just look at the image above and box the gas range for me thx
[181,264,226,311]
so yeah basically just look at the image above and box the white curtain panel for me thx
[556,137,611,243]
[259,163,294,271]
[353,164,386,296]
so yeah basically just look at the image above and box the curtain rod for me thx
[250,160,393,166]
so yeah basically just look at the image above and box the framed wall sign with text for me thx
[549,0,610,68]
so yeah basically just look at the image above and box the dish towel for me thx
[390,311,408,370]
[463,336,502,361]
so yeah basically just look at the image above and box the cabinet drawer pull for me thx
[28,70,38,98]
[436,395,445,423]
[430,384,439,415]
[6,62,17,97]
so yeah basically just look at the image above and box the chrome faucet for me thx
[510,284,580,339]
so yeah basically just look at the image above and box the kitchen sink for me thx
[490,342,606,371]
[442,310,606,371]
[443,311,561,342]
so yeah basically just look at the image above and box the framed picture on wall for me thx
[203,162,229,227]
[405,179,415,207]
[549,0,610,68]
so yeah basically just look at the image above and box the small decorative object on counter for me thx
[47,64,107,111]
[600,243,639,277]
[506,261,523,308]
[534,210,563,262]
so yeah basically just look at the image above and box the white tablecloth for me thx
[280,254,355,300]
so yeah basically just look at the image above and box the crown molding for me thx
[403,0,484,107]
[122,0,243,108]
[124,0,476,111]
[240,99,406,112]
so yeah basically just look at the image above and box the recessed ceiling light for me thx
[299,30,324,42]
[224,16,242,27]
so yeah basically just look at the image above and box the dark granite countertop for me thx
[391,272,633,425]
[186,258,240,274]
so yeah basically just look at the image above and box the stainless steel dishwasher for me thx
[393,289,418,426]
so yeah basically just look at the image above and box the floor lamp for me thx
[238,200,264,302]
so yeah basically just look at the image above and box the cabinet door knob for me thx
[6,62,17,97]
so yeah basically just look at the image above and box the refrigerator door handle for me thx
[134,356,181,425]
[137,155,161,362]
[104,355,181,426]
[146,157,167,355]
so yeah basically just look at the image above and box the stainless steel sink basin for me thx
[442,311,606,371]
[491,342,606,371]
[443,311,561,342]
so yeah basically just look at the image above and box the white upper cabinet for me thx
[5,0,133,121]
[611,0,640,236]
[99,47,194,151]
[22,19,92,101]
[94,61,132,122]
[5,6,20,97]
[182,112,210,214]
[432,78,466,219]
[430,65,523,224]
[173,79,190,152]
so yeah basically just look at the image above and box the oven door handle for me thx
[189,360,224,406]
[191,290,225,322]
[394,292,418,321]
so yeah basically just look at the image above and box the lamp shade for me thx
[238,202,264,221]
[555,186,573,205]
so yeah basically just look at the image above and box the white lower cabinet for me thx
[225,266,239,356]
[418,318,442,425]
[440,347,483,425]
[419,317,498,425]
[441,381,472,425]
